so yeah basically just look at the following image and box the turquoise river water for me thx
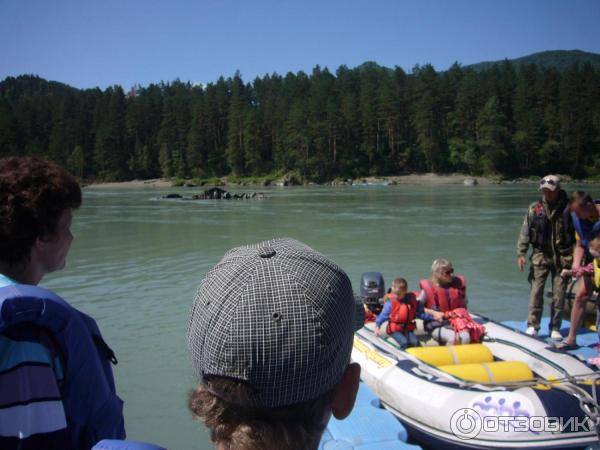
[41,183,595,449]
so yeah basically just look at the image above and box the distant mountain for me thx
[466,50,600,72]
[0,75,80,104]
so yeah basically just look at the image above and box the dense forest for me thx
[1,57,600,182]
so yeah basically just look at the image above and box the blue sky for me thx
[1,0,599,90]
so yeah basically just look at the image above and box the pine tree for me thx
[67,145,85,178]
[512,64,544,174]
[226,72,247,176]
[0,99,20,156]
[477,96,511,174]
[186,93,208,177]
[243,107,262,175]
[412,65,444,172]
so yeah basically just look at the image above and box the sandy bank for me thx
[84,174,490,189]
[84,173,591,189]
[366,174,494,185]
[84,179,173,189]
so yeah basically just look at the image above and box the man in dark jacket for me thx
[516,175,575,338]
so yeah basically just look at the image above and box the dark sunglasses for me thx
[540,178,557,186]
[442,268,454,275]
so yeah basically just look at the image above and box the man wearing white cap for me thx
[516,175,575,338]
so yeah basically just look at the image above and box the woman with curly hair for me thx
[0,156,125,449]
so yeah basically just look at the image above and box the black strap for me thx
[432,287,441,311]
[92,335,118,365]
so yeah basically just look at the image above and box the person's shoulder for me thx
[453,275,466,286]
[2,322,63,372]
[0,283,65,302]
[0,326,68,449]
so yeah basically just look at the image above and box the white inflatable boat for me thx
[353,314,600,449]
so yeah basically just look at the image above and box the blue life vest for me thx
[571,206,600,250]
[93,440,167,450]
[0,284,125,448]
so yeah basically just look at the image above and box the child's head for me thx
[590,237,600,259]
[570,191,596,219]
[391,277,408,294]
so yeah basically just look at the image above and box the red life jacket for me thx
[364,305,377,323]
[446,307,486,343]
[386,293,417,334]
[419,276,466,313]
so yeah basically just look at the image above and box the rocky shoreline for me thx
[163,187,265,200]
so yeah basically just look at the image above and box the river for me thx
[41,183,593,449]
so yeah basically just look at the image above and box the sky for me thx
[1,0,599,90]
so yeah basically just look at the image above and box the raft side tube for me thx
[406,343,493,366]
[438,361,534,383]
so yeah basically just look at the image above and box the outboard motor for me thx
[360,272,385,315]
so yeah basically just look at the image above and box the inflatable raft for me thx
[353,314,600,449]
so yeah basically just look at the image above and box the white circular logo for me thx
[450,408,482,440]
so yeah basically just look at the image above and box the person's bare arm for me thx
[424,307,444,321]
[572,241,585,270]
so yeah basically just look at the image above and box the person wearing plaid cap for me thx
[187,238,363,450]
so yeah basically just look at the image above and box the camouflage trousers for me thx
[527,251,571,332]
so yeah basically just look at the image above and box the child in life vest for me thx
[561,236,600,362]
[374,278,431,349]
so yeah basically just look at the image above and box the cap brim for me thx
[354,295,365,331]
[539,183,558,191]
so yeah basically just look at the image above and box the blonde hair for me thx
[431,258,452,274]
[589,237,600,254]
[188,376,333,450]
[431,259,453,285]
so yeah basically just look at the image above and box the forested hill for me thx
[467,50,600,72]
[1,55,600,182]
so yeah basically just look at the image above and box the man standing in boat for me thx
[516,175,575,338]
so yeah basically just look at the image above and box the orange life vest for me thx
[419,275,466,313]
[386,293,417,334]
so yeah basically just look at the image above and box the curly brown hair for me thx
[0,156,81,266]
[188,376,333,450]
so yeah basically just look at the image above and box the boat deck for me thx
[320,382,422,449]
[501,317,599,360]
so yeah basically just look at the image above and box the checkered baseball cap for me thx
[187,238,364,408]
